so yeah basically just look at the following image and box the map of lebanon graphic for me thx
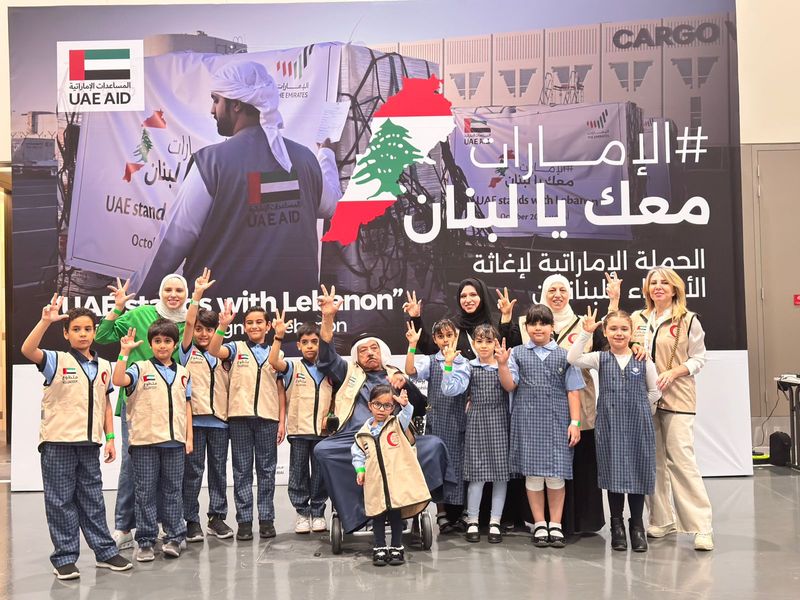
[322,75,455,245]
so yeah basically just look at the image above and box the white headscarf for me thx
[350,336,392,369]
[210,61,292,173]
[539,274,576,334]
[155,274,188,322]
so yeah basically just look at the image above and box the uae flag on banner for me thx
[247,170,300,205]
[69,48,131,80]
[322,75,455,245]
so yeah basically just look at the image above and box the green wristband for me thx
[215,329,226,336]
[189,298,198,305]
[355,467,366,474]
[444,364,453,372]
[113,308,124,316]
[117,354,128,362]
[408,347,417,354]
[105,432,115,441]
[570,419,581,427]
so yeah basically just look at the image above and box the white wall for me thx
[737,0,800,144]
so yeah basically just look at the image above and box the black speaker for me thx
[769,432,791,466]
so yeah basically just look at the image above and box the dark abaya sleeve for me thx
[410,315,439,355]
[498,318,523,348]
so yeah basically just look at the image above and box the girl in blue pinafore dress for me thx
[567,308,659,553]
[497,304,584,548]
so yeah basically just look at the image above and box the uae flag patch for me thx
[247,170,300,205]
[69,48,131,81]
[142,374,156,382]
[62,367,77,375]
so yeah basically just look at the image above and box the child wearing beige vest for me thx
[352,386,430,567]
[113,319,193,562]
[21,298,132,579]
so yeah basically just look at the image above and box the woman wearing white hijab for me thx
[95,273,189,550]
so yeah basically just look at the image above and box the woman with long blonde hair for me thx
[631,267,713,551]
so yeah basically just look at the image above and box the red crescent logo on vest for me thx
[387,431,400,447]
[567,333,578,344]
[181,375,188,388]
[101,371,108,385]
[669,324,679,338]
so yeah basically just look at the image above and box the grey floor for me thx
[1,466,799,600]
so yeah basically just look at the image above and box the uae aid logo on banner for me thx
[322,75,455,245]
[56,40,145,112]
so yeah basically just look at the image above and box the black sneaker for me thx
[259,520,276,539]
[163,541,182,558]
[237,523,254,541]
[372,547,389,567]
[53,563,80,580]
[207,516,234,539]
[96,554,133,572]
[388,546,405,566]
[186,521,204,543]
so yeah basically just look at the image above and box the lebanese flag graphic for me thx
[322,76,455,245]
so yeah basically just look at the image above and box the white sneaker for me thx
[311,517,327,532]
[112,530,134,550]
[294,515,311,534]
[694,532,714,551]
[646,523,678,538]
[157,523,167,541]
[136,546,155,562]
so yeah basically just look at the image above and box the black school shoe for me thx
[53,563,80,580]
[96,554,133,571]
[186,521,204,543]
[372,547,389,567]
[259,520,276,539]
[548,526,566,548]
[629,521,648,553]
[487,523,502,544]
[532,525,550,548]
[207,516,234,539]
[237,523,254,541]
[465,523,480,543]
[388,546,405,566]
[610,517,627,551]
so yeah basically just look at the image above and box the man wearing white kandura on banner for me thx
[132,60,342,300]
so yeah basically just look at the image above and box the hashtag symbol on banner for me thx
[675,126,708,163]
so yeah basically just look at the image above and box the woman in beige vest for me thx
[631,267,713,551]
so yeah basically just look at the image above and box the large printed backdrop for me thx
[9,1,750,489]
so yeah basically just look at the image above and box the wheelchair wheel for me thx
[420,511,433,550]
[330,514,343,555]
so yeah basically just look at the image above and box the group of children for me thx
[23,269,335,578]
[25,272,663,578]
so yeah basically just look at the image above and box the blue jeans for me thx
[114,416,136,531]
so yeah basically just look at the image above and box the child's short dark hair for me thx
[524,304,554,326]
[472,323,498,341]
[369,384,394,402]
[148,318,180,343]
[432,318,456,337]
[196,308,219,329]
[243,306,270,321]
[63,307,96,330]
[296,322,320,339]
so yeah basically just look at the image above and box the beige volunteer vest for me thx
[228,341,280,420]
[632,310,698,413]
[185,346,229,421]
[355,414,430,518]
[126,360,189,445]
[286,358,333,436]
[39,352,111,447]
[519,315,597,429]
[333,362,405,428]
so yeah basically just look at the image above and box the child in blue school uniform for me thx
[21,296,132,579]
[268,310,334,534]
[497,304,584,548]
[443,323,512,544]
[113,319,193,561]
[405,318,471,532]
[180,269,235,542]
[207,300,287,541]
